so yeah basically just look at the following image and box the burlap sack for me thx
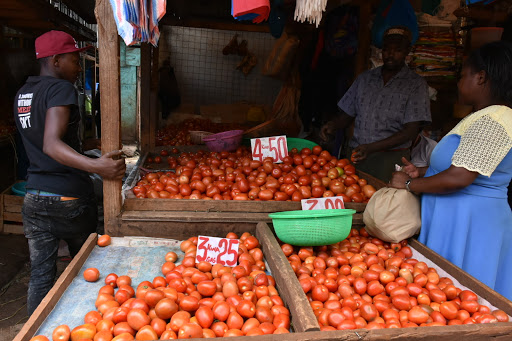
[363,188,421,243]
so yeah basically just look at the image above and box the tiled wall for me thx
[159,26,282,111]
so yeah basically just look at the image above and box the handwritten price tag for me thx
[301,197,345,210]
[195,236,239,267]
[251,136,288,163]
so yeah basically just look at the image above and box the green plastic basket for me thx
[269,209,355,246]
[286,137,318,151]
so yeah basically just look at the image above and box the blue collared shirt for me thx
[337,65,431,149]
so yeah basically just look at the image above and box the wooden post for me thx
[354,2,372,78]
[95,0,122,234]
[149,44,159,151]
[139,44,151,150]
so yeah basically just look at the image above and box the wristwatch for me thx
[405,179,412,192]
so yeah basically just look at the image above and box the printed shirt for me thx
[14,76,93,197]
[338,65,431,149]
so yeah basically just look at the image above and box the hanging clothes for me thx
[232,0,270,23]
[109,0,166,47]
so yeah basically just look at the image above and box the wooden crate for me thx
[14,222,318,341]
[0,183,24,234]
[119,150,387,236]
[255,225,512,341]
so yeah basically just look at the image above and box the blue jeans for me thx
[23,192,97,315]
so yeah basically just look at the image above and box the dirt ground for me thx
[0,234,70,341]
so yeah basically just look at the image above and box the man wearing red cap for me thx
[14,31,126,315]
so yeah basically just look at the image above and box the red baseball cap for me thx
[35,30,92,59]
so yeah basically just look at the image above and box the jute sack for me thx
[363,188,421,243]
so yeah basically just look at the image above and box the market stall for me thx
[11,0,512,340]
[15,223,512,341]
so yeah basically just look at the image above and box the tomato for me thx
[52,325,71,341]
[166,311,189,333]
[135,325,158,340]
[178,323,203,339]
[113,322,135,337]
[459,290,478,302]
[197,281,217,297]
[195,306,214,328]
[439,301,459,320]
[236,300,256,318]
[93,330,113,341]
[127,308,150,331]
[83,268,100,282]
[96,319,115,333]
[144,289,165,308]
[117,276,132,287]
[212,301,230,321]
[97,235,112,247]
[71,323,96,341]
[211,321,228,337]
[30,337,49,341]
[429,288,447,303]
[492,310,509,322]
[273,313,290,329]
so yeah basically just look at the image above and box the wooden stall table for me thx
[116,148,387,237]
[13,222,318,341]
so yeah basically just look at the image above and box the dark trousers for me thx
[23,193,97,315]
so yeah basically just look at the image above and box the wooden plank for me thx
[123,198,299,213]
[95,0,123,235]
[4,195,24,205]
[123,197,372,214]
[160,17,271,33]
[354,3,372,78]
[13,233,97,341]
[5,203,23,212]
[3,212,22,222]
[0,188,4,233]
[409,239,512,315]
[139,43,151,149]
[121,210,272,223]
[256,222,319,333]
[3,223,24,234]
[115,220,258,239]
[149,44,159,151]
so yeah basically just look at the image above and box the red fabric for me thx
[233,0,270,23]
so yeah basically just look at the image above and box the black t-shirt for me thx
[14,76,93,197]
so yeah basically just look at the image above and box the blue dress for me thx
[418,134,512,300]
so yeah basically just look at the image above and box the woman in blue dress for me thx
[390,41,512,300]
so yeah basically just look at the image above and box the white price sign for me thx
[251,136,288,163]
[301,197,345,210]
[195,236,239,267]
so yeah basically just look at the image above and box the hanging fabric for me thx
[232,0,271,24]
[109,0,166,47]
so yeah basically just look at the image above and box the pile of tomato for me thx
[133,145,377,202]
[30,232,290,341]
[155,118,246,146]
[281,228,509,330]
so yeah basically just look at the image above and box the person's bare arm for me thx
[351,121,421,162]
[390,165,479,194]
[43,106,125,180]
[319,111,354,141]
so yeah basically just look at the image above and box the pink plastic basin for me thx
[202,130,244,152]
